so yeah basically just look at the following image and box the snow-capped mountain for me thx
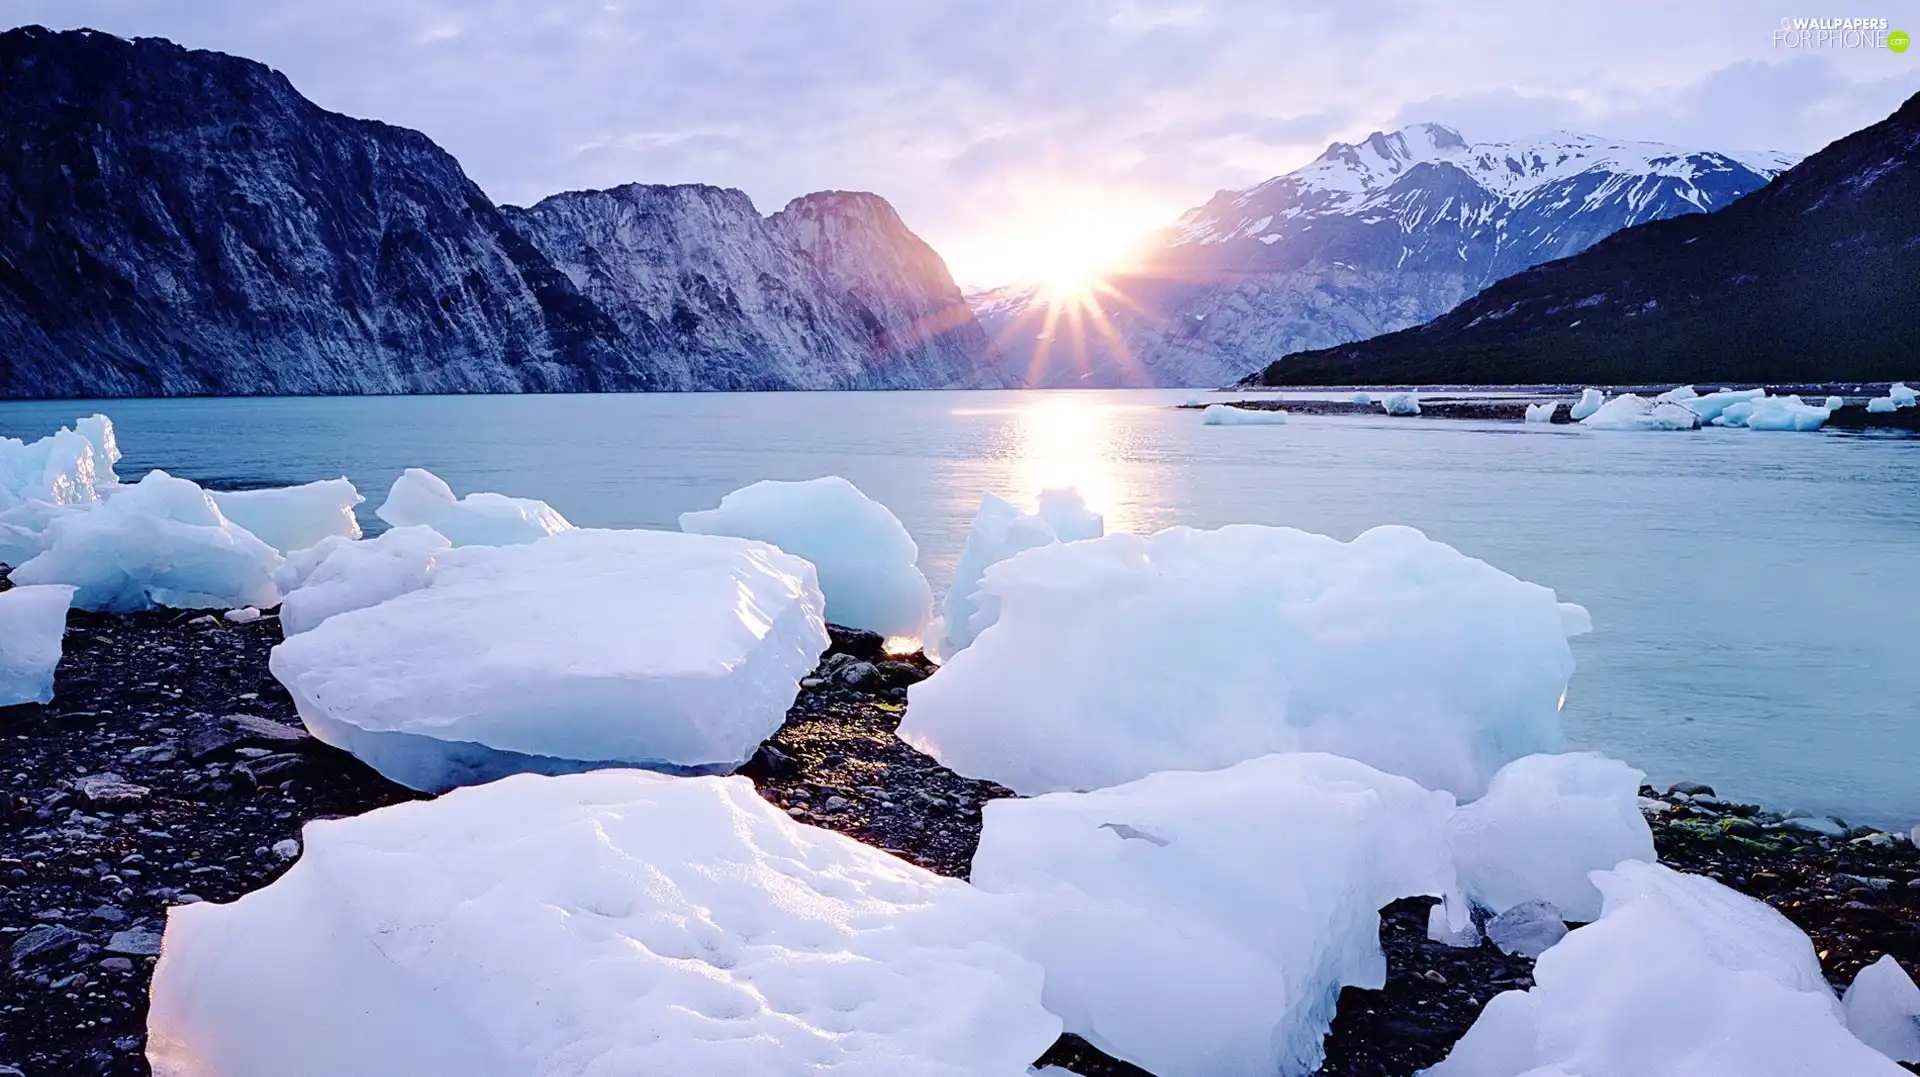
[0,27,1006,398]
[974,124,1798,387]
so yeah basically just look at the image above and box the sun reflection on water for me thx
[1004,395,1141,535]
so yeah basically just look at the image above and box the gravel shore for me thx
[3,597,1915,1075]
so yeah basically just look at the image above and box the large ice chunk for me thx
[1739,395,1832,432]
[0,583,74,706]
[1579,393,1700,430]
[971,753,1459,1077]
[146,771,1059,1077]
[1381,392,1421,416]
[269,528,829,793]
[1449,752,1654,922]
[1891,382,1918,407]
[901,524,1584,799]
[939,490,1103,657]
[1523,403,1558,424]
[680,476,931,638]
[1568,388,1606,421]
[1653,385,1698,404]
[276,525,452,635]
[1869,395,1900,413]
[10,471,282,612]
[375,467,571,548]
[209,479,363,552]
[1844,955,1920,1063]
[1425,861,1906,1076]
[1676,386,1764,424]
[1202,404,1288,425]
[0,415,118,509]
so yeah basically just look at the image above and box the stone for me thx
[10,922,90,968]
[875,660,928,688]
[271,839,300,860]
[89,905,128,925]
[1718,817,1763,839]
[738,743,798,781]
[105,929,163,956]
[1666,781,1715,797]
[98,956,134,973]
[184,712,311,761]
[74,774,149,808]
[1486,899,1568,958]
[825,623,885,660]
[837,661,880,689]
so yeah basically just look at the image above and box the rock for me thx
[236,753,307,785]
[1422,969,1448,985]
[825,624,885,661]
[1833,873,1895,891]
[738,743,799,781]
[184,712,312,761]
[1486,900,1568,958]
[1666,781,1715,797]
[1718,817,1764,840]
[88,905,128,925]
[0,1064,23,1077]
[74,773,149,808]
[104,929,162,956]
[875,660,928,689]
[98,956,134,973]
[837,661,881,690]
[822,795,851,813]
[271,839,300,861]
[1780,816,1847,837]
[10,922,90,968]
[1747,871,1784,894]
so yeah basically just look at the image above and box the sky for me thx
[5,1,1917,288]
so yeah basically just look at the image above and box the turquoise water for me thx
[5,389,1916,828]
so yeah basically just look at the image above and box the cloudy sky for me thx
[6,0,1917,286]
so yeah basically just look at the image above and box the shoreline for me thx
[1187,396,1920,429]
[2,602,1916,1075]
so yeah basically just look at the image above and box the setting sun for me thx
[942,186,1170,292]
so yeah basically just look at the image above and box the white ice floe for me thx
[1449,752,1655,923]
[0,583,75,706]
[1425,861,1907,1076]
[1381,392,1421,416]
[275,525,452,635]
[1523,402,1558,424]
[1891,383,1918,407]
[146,771,1059,1077]
[1,416,122,566]
[1427,899,1482,948]
[1843,955,1920,1063]
[222,607,262,624]
[1202,404,1288,425]
[10,470,282,612]
[375,467,571,548]
[269,528,828,793]
[209,478,363,552]
[1568,388,1606,421]
[939,490,1102,657]
[1716,394,1831,431]
[971,753,1460,1077]
[681,476,931,638]
[1653,385,1697,403]
[1824,395,1846,411]
[1350,392,1373,404]
[1579,394,1700,430]
[1675,387,1764,425]
[1869,396,1900,413]
[900,524,1586,799]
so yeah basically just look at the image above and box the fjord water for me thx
[4,390,1915,828]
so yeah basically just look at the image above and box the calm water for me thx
[4,390,1916,828]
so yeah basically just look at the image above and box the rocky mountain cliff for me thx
[1250,95,1920,386]
[976,125,1795,387]
[0,27,1002,398]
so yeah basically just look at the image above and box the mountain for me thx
[0,27,1003,398]
[974,124,1795,387]
[1250,94,1920,386]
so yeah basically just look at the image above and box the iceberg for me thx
[1425,861,1906,1076]
[1202,404,1288,425]
[1,416,122,566]
[681,476,931,638]
[1568,388,1606,421]
[970,753,1459,1077]
[939,490,1103,657]
[269,528,829,793]
[375,467,571,548]
[147,771,1059,1077]
[1868,396,1899,413]
[1676,387,1764,424]
[1427,899,1482,948]
[1843,955,1920,1063]
[1523,402,1558,424]
[1824,395,1846,411]
[1448,752,1655,922]
[210,478,364,553]
[1741,395,1832,432]
[1350,392,1373,404]
[1381,392,1421,416]
[900,524,1585,799]
[0,583,75,706]
[276,525,452,635]
[1892,382,1918,407]
[1653,385,1697,403]
[10,470,282,612]
[1579,394,1700,430]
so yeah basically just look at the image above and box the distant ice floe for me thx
[376,467,571,548]
[680,475,931,638]
[1350,391,1373,405]
[971,752,1460,1077]
[0,583,75,706]
[1523,402,1558,424]
[1726,395,1832,431]
[1579,393,1701,430]
[209,478,363,553]
[899,523,1588,800]
[1867,383,1916,413]
[1381,392,1421,416]
[269,528,828,793]
[146,771,1060,1077]
[1202,403,1289,425]
[937,490,1102,658]
[1568,388,1606,420]
[1426,861,1910,1076]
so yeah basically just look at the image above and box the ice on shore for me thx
[1381,392,1421,416]
[1425,861,1906,1076]
[1449,752,1655,922]
[940,490,1103,657]
[0,583,75,706]
[1,416,122,566]
[269,528,828,793]
[1202,404,1288,425]
[1484,900,1567,958]
[900,524,1584,799]
[10,470,282,612]
[1568,388,1606,421]
[1653,385,1697,404]
[375,467,571,548]
[275,525,451,635]
[1715,394,1831,431]
[1350,392,1373,404]
[1427,899,1482,948]
[1843,955,1920,1063]
[1824,395,1846,411]
[1869,396,1900,413]
[1523,402,1558,424]
[681,476,931,638]
[146,771,1059,1077]
[1579,394,1700,430]
[1677,387,1764,424]
[1891,383,1918,407]
[209,478,363,553]
[970,753,1459,1077]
